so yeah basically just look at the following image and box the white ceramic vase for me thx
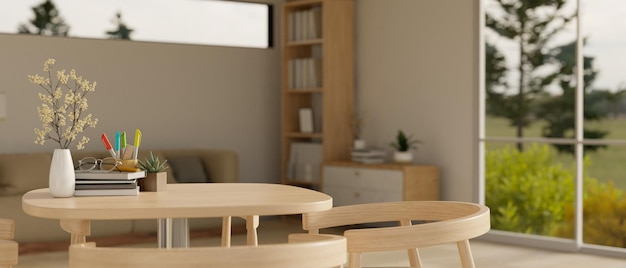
[393,151,414,163]
[49,149,75,198]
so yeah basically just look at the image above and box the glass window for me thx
[0,0,272,48]
[483,0,626,254]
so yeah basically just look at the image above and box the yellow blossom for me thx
[27,58,98,150]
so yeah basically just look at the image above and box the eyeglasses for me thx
[77,157,121,172]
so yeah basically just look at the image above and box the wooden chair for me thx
[69,233,346,268]
[0,218,18,268]
[302,201,490,268]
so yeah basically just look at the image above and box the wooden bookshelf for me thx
[280,0,354,189]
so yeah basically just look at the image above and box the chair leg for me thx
[407,248,423,268]
[348,252,361,268]
[457,240,476,268]
[221,217,232,247]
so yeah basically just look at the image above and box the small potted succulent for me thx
[138,151,168,192]
[389,130,420,163]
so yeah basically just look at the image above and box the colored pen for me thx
[120,132,127,159]
[133,129,142,160]
[115,131,121,160]
[101,133,117,159]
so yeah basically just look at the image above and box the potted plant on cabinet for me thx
[352,111,366,149]
[138,151,168,192]
[389,130,420,163]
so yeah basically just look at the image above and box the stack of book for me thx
[351,148,386,164]
[74,171,146,196]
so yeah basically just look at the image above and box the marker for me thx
[120,132,127,159]
[115,131,121,160]
[101,133,116,159]
[133,129,142,160]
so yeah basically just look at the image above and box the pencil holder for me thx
[118,159,140,172]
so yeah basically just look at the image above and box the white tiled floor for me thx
[15,218,626,268]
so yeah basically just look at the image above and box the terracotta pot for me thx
[139,172,167,192]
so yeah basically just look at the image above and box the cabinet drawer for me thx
[323,166,404,206]
[323,166,403,192]
[325,185,403,207]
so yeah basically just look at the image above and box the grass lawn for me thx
[485,116,626,189]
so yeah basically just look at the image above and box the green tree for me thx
[535,40,612,155]
[106,12,134,40]
[18,0,69,36]
[485,43,509,116]
[485,0,575,150]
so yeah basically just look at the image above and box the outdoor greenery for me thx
[485,144,574,236]
[486,144,626,247]
[18,0,134,40]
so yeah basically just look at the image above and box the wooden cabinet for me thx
[280,0,355,188]
[322,162,439,206]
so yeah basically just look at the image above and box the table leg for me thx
[60,219,90,244]
[246,215,259,246]
[157,218,189,248]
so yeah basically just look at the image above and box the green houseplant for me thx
[138,151,168,192]
[390,130,420,163]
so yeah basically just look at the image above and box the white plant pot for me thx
[393,151,414,163]
[49,149,75,197]
[353,139,366,150]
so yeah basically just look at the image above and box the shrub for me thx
[485,144,574,236]
[556,176,626,247]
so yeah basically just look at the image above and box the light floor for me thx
[15,218,626,268]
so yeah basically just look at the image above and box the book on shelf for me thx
[351,157,385,164]
[289,7,322,42]
[351,148,386,158]
[351,147,386,164]
[74,170,146,180]
[74,186,140,196]
[289,57,321,90]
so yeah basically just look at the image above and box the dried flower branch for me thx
[28,58,98,150]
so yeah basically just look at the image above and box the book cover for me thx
[74,186,140,196]
[75,180,138,190]
[74,171,146,180]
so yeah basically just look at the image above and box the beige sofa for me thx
[0,149,239,243]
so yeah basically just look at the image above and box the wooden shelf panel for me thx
[284,88,323,94]
[285,132,323,139]
[286,39,323,46]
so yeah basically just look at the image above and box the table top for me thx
[22,183,333,220]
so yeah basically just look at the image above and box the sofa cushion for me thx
[0,153,52,196]
[166,156,209,183]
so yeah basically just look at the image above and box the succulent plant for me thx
[390,130,420,152]
[138,151,168,173]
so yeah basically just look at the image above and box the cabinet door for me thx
[323,166,403,206]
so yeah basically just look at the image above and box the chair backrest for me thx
[0,218,18,268]
[69,233,346,268]
[302,201,490,268]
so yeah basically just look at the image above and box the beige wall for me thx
[0,0,479,200]
[0,24,281,183]
[355,0,479,201]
